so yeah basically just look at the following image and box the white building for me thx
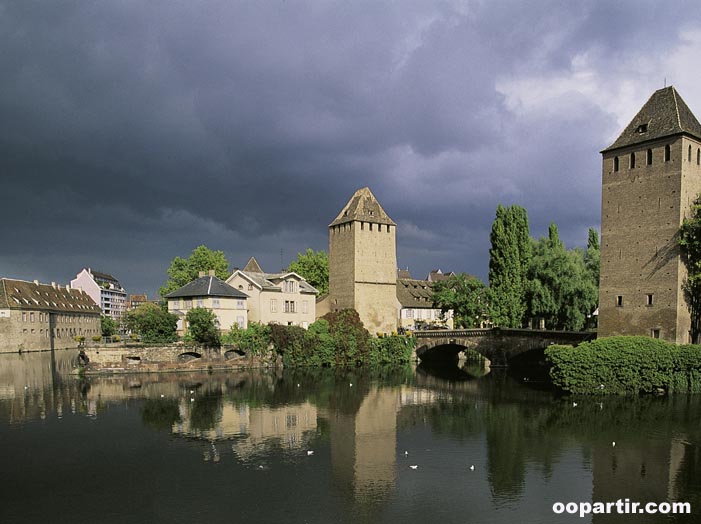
[71,268,127,322]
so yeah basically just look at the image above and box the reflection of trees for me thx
[141,398,181,431]
[189,391,223,432]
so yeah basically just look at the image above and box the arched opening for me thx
[613,156,619,172]
[630,152,635,169]
[178,352,202,362]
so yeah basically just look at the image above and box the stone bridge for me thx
[413,328,595,366]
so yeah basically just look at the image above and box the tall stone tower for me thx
[599,86,701,343]
[328,187,397,335]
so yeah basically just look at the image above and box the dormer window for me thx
[635,123,648,134]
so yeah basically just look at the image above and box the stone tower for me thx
[328,187,397,335]
[599,86,701,343]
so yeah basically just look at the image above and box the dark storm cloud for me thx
[2,0,701,295]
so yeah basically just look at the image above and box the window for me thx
[689,145,692,162]
[237,316,245,328]
[173,299,179,309]
[302,300,308,314]
[613,156,619,172]
[651,328,660,339]
[616,295,623,307]
[664,144,671,162]
[698,148,700,165]
[283,281,297,293]
[270,299,277,313]
[248,283,253,291]
[197,298,204,307]
[369,223,373,231]
[212,298,220,309]
[184,300,192,309]
[406,309,413,319]
[630,152,635,169]
[361,222,364,230]
[647,149,652,165]
[284,300,296,313]
[22,312,27,322]
[30,312,34,322]
[646,294,654,306]
[636,123,648,133]
[237,300,245,310]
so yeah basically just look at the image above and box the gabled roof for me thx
[602,86,701,152]
[426,269,456,282]
[396,278,435,309]
[228,269,318,295]
[329,187,396,227]
[0,278,101,313]
[165,276,248,299]
[243,257,264,273]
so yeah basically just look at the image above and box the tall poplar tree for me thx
[488,204,531,327]
[679,195,701,343]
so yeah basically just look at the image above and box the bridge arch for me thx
[178,351,202,362]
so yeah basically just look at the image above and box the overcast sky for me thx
[2,0,701,298]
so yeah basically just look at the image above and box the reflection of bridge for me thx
[414,328,595,366]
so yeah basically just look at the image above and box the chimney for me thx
[198,271,206,278]
[208,269,216,276]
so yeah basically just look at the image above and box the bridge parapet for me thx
[412,327,594,365]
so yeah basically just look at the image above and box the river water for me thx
[0,350,699,524]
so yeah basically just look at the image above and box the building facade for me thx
[599,86,701,343]
[165,271,249,336]
[396,277,454,331]
[71,268,127,322]
[0,278,101,352]
[227,257,318,328]
[328,187,398,335]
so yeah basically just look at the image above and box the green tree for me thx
[185,307,221,347]
[679,195,701,343]
[288,248,328,295]
[100,315,117,337]
[488,204,531,327]
[525,223,598,331]
[160,245,230,297]
[432,273,488,328]
[124,303,178,343]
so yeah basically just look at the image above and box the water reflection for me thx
[1,351,700,523]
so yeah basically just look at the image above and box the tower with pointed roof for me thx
[328,187,398,334]
[599,86,701,343]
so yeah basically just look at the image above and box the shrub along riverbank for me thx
[546,336,701,394]
[222,309,415,368]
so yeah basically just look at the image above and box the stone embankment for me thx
[78,344,280,374]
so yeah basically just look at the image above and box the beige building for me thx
[599,86,701,343]
[0,278,101,352]
[165,271,249,336]
[226,257,318,328]
[327,187,398,335]
[396,277,454,331]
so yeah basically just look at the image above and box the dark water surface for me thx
[1,350,700,524]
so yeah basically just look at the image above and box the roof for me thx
[0,278,101,314]
[329,187,396,227]
[602,86,701,152]
[243,257,264,273]
[165,276,248,299]
[396,278,436,309]
[397,269,412,279]
[229,269,319,295]
[426,269,456,282]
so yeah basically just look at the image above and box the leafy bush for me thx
[546,336,701,394]
[111,334,121,343]
[222,322,271,355]
[185,307,220,348]
[369,335,415,365]
[124,303,178,344]
[91,335,101,342]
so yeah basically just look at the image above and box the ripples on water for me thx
[0,350,699,524]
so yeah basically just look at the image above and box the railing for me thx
[414,327,595,339]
